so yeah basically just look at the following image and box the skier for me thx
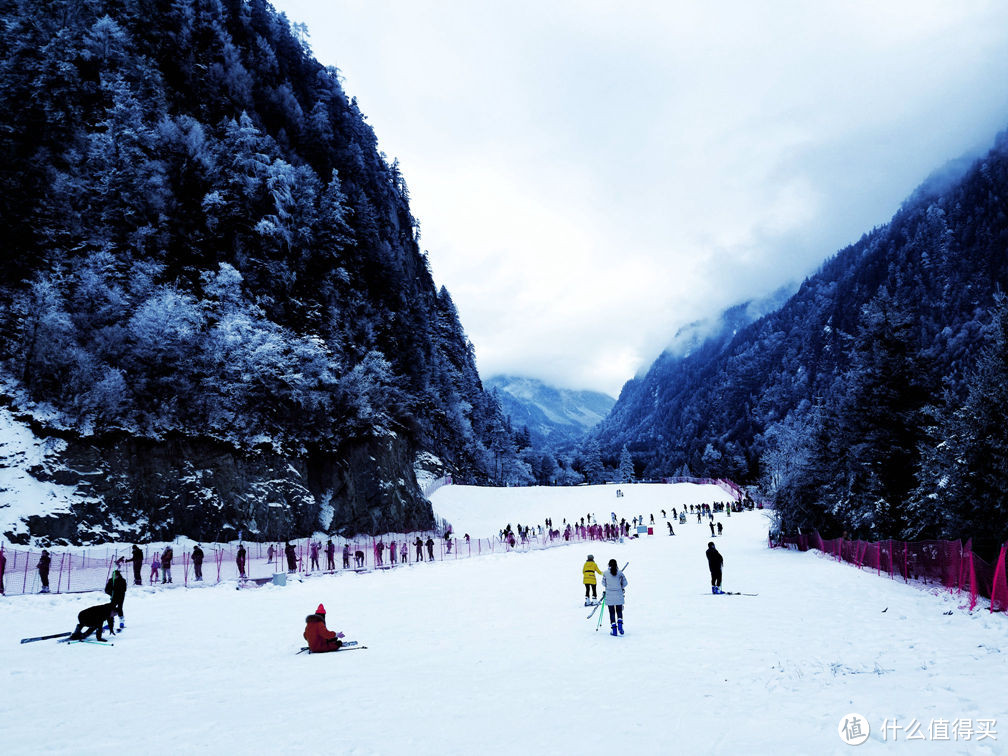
[104,567,127,630]
[236,543,247,578]
[717,522,723,536]
[122,544,144,586]
[601,559,627,636]
[425,537,435,561]
[150,550,160,584]
[709,521,716,537]
[309,541,320,572]
[582,554,602,605]
[69,602,116,642]
[268,543,275,563]
[342,543,351,569]
[285,542,297,572]
[37,549,51,593]
[667,521,675,536]
[706,542,723,594]
[389,539,397,564]
[400,542,407,564]
[414,537,424,562]
[192,544,204,581]
[303,603,344,653]
[161,545,173,584]
[326,539,336,571]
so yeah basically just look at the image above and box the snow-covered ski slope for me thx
[2,484,1005,755]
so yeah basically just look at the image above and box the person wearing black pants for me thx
[192,544,204,581]
[37,550,51,593]
[70,603,116,642]
[601,559,628,636]
[124,544,144,585]
[706,542,723,594]
[105,567,128,630]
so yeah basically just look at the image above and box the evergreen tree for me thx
[831,290,932,537]
[618,445,635,483]
[581,438,604,484]
[929,296,1008,545]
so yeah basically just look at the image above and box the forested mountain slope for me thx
[594,138,1008,546]
[0,0,513,543]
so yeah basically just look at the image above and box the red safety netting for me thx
[770,531,1008,613]
[992,544,1008,612]
[0,520,635,597]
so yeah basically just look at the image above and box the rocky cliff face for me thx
[1,407,432,545]
[0,0,512,545]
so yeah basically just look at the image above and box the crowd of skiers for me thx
[49,499,735,650]
[494,502,729,549]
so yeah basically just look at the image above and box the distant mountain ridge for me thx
[652,283,797,366]
[486,376,614,447]
[593,130,1008,543]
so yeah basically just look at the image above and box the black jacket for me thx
[105,572,127,605]
[78,602,115,629]
[706,546,723,573]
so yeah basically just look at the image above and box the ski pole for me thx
[595,593,607,631]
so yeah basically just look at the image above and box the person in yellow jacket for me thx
[583,554,603,605]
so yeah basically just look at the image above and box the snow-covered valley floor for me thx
[2,484,1006,755]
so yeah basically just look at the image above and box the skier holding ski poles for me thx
[601,559,627,636]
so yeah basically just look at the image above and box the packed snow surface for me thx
[2,484,1006,755]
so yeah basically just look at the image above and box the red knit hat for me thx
[316,603,326,615]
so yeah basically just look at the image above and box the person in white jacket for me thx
[601,559,627,636]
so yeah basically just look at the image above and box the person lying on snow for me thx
[303,603,344,653]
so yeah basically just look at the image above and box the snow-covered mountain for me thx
[486,375,615,446]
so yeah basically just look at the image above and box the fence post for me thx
[991,543,1008,613]
[55,553,65,594]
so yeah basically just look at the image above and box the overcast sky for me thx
[272,0,1008,396]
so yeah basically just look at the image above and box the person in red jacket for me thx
[303,603,344,653]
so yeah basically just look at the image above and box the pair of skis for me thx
[297,640,366,654]
[21,627,125,645]
[21,631,72,644]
